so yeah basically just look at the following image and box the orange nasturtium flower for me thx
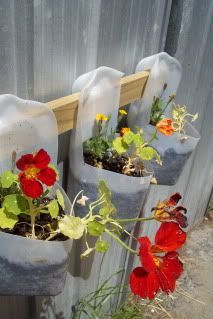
[95,113,108,121]
[120,127,131,136]
[119,109,127,115]
[156,118,174,136]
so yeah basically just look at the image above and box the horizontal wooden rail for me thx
[48,70,149,135]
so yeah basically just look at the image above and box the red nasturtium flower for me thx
[130,222,186,299]
[152,193,188,228]
[156,118,174,136]
[16,149,56,198]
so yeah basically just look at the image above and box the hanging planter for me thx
[68,67,155,229]
[128,53,200,185]
[144,121,200,185]
[0,95,74,295]
[0,183,72,296]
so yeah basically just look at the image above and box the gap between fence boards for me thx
[47,70,149,135]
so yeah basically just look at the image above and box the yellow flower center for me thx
[25,166,40,179]
[153,256,161,267]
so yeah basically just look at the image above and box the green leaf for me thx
[137,146,157,161]
[1,171,17,188]
[3,194,29,215]
[122,131,134,145]
[48,199,59,218]
[98,180,116,216]
[99,180,112,202]
[112,137,128,154]
[132,133,144,147]
[0,208,18,229]
[83,136,111,159]
[56,189,65,210]
[58,215,85,239]
[99,207,110,217]
[88,221,105,237]
[95,240,110,252]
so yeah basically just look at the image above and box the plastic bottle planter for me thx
[0,184,72,296]
[68,163,152,231]
[144,122,200,185]
[69,67,152,230]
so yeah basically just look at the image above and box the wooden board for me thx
[47,71,149,134]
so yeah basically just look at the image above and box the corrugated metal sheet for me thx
[0,0,212,318]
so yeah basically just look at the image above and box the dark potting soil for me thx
[2,197,68,241]
[83,152,144,177]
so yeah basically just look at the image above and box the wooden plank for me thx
[47,71,149,135]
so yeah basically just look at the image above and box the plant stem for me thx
[148,128,158,144]
[155,94,175,124]
[31,213,36,239]
[114,216,155,223]
[27,197,37,239]
[70,189,83,216]
[46,231,60,241]
[105,229,138,254]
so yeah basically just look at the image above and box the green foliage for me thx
[48,199,59,218]
[98,180,117,217]
[58,215,85,239]
[172,103,198,134]
[122,131,134,145]
[0,208,18,229]
[70,270,126,319]
[88,220,105,237]
[3,194,29,215]
[111,303,143,319]
[137,146,157,161]
[1,171,17,188]
[83,136,112,159]
[150,96,165,125]
[95,239,110,252]
[113,137,128,154]
[149,84,176,126]
[113,131,159,163]
[56,189,65,209]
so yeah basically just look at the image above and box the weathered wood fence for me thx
[0,0,212,318]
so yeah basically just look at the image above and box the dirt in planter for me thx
[2,197,68,241]
[84,152,145,177]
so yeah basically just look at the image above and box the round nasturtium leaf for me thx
[95,240,110,252]
[122,131,134,145]
[113,137,128,154]
[0,208,18,229]
[1,171,17,188]
[48,199,59,218]
[87,221,105,237]
[56,189,65,210]
[138,146,156,161]
[58,215,85,239]
[3,194,29,215]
